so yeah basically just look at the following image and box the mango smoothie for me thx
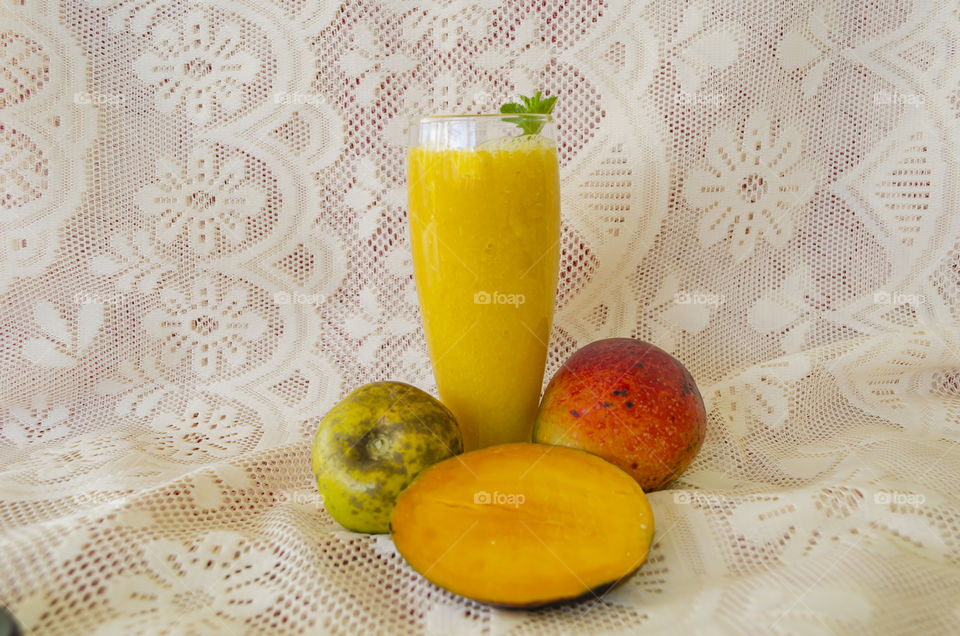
[408,133,560,450]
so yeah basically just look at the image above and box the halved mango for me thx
[389,443,654,607]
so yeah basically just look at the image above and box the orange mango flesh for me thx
[389,443,655,607]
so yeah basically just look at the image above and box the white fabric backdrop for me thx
[1,0,959,633]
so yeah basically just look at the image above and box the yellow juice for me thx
[408,137,560,450]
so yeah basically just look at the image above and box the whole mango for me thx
[533,338,705,491]
[312,381,463,533]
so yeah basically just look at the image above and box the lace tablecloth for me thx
[2,0,959,633]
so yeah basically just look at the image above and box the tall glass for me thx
[407,114,561,450]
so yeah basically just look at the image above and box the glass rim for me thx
[410,113,553,125]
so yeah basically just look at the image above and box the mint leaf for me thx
[499,90,557,135]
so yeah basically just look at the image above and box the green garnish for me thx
[500,90,558,135]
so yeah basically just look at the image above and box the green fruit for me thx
[311,381,463,533]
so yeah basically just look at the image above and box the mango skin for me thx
[312,381,463,533]
[533,338,705,491]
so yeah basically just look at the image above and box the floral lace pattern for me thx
[99,532,279,634]
[684,111,815,261]
[135,9,262,124]
[143,274,274,381]
[137,143,270,258]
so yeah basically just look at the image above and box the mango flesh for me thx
[312,381,463,533]
[390,443,654,607]
[533,338,705,491]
